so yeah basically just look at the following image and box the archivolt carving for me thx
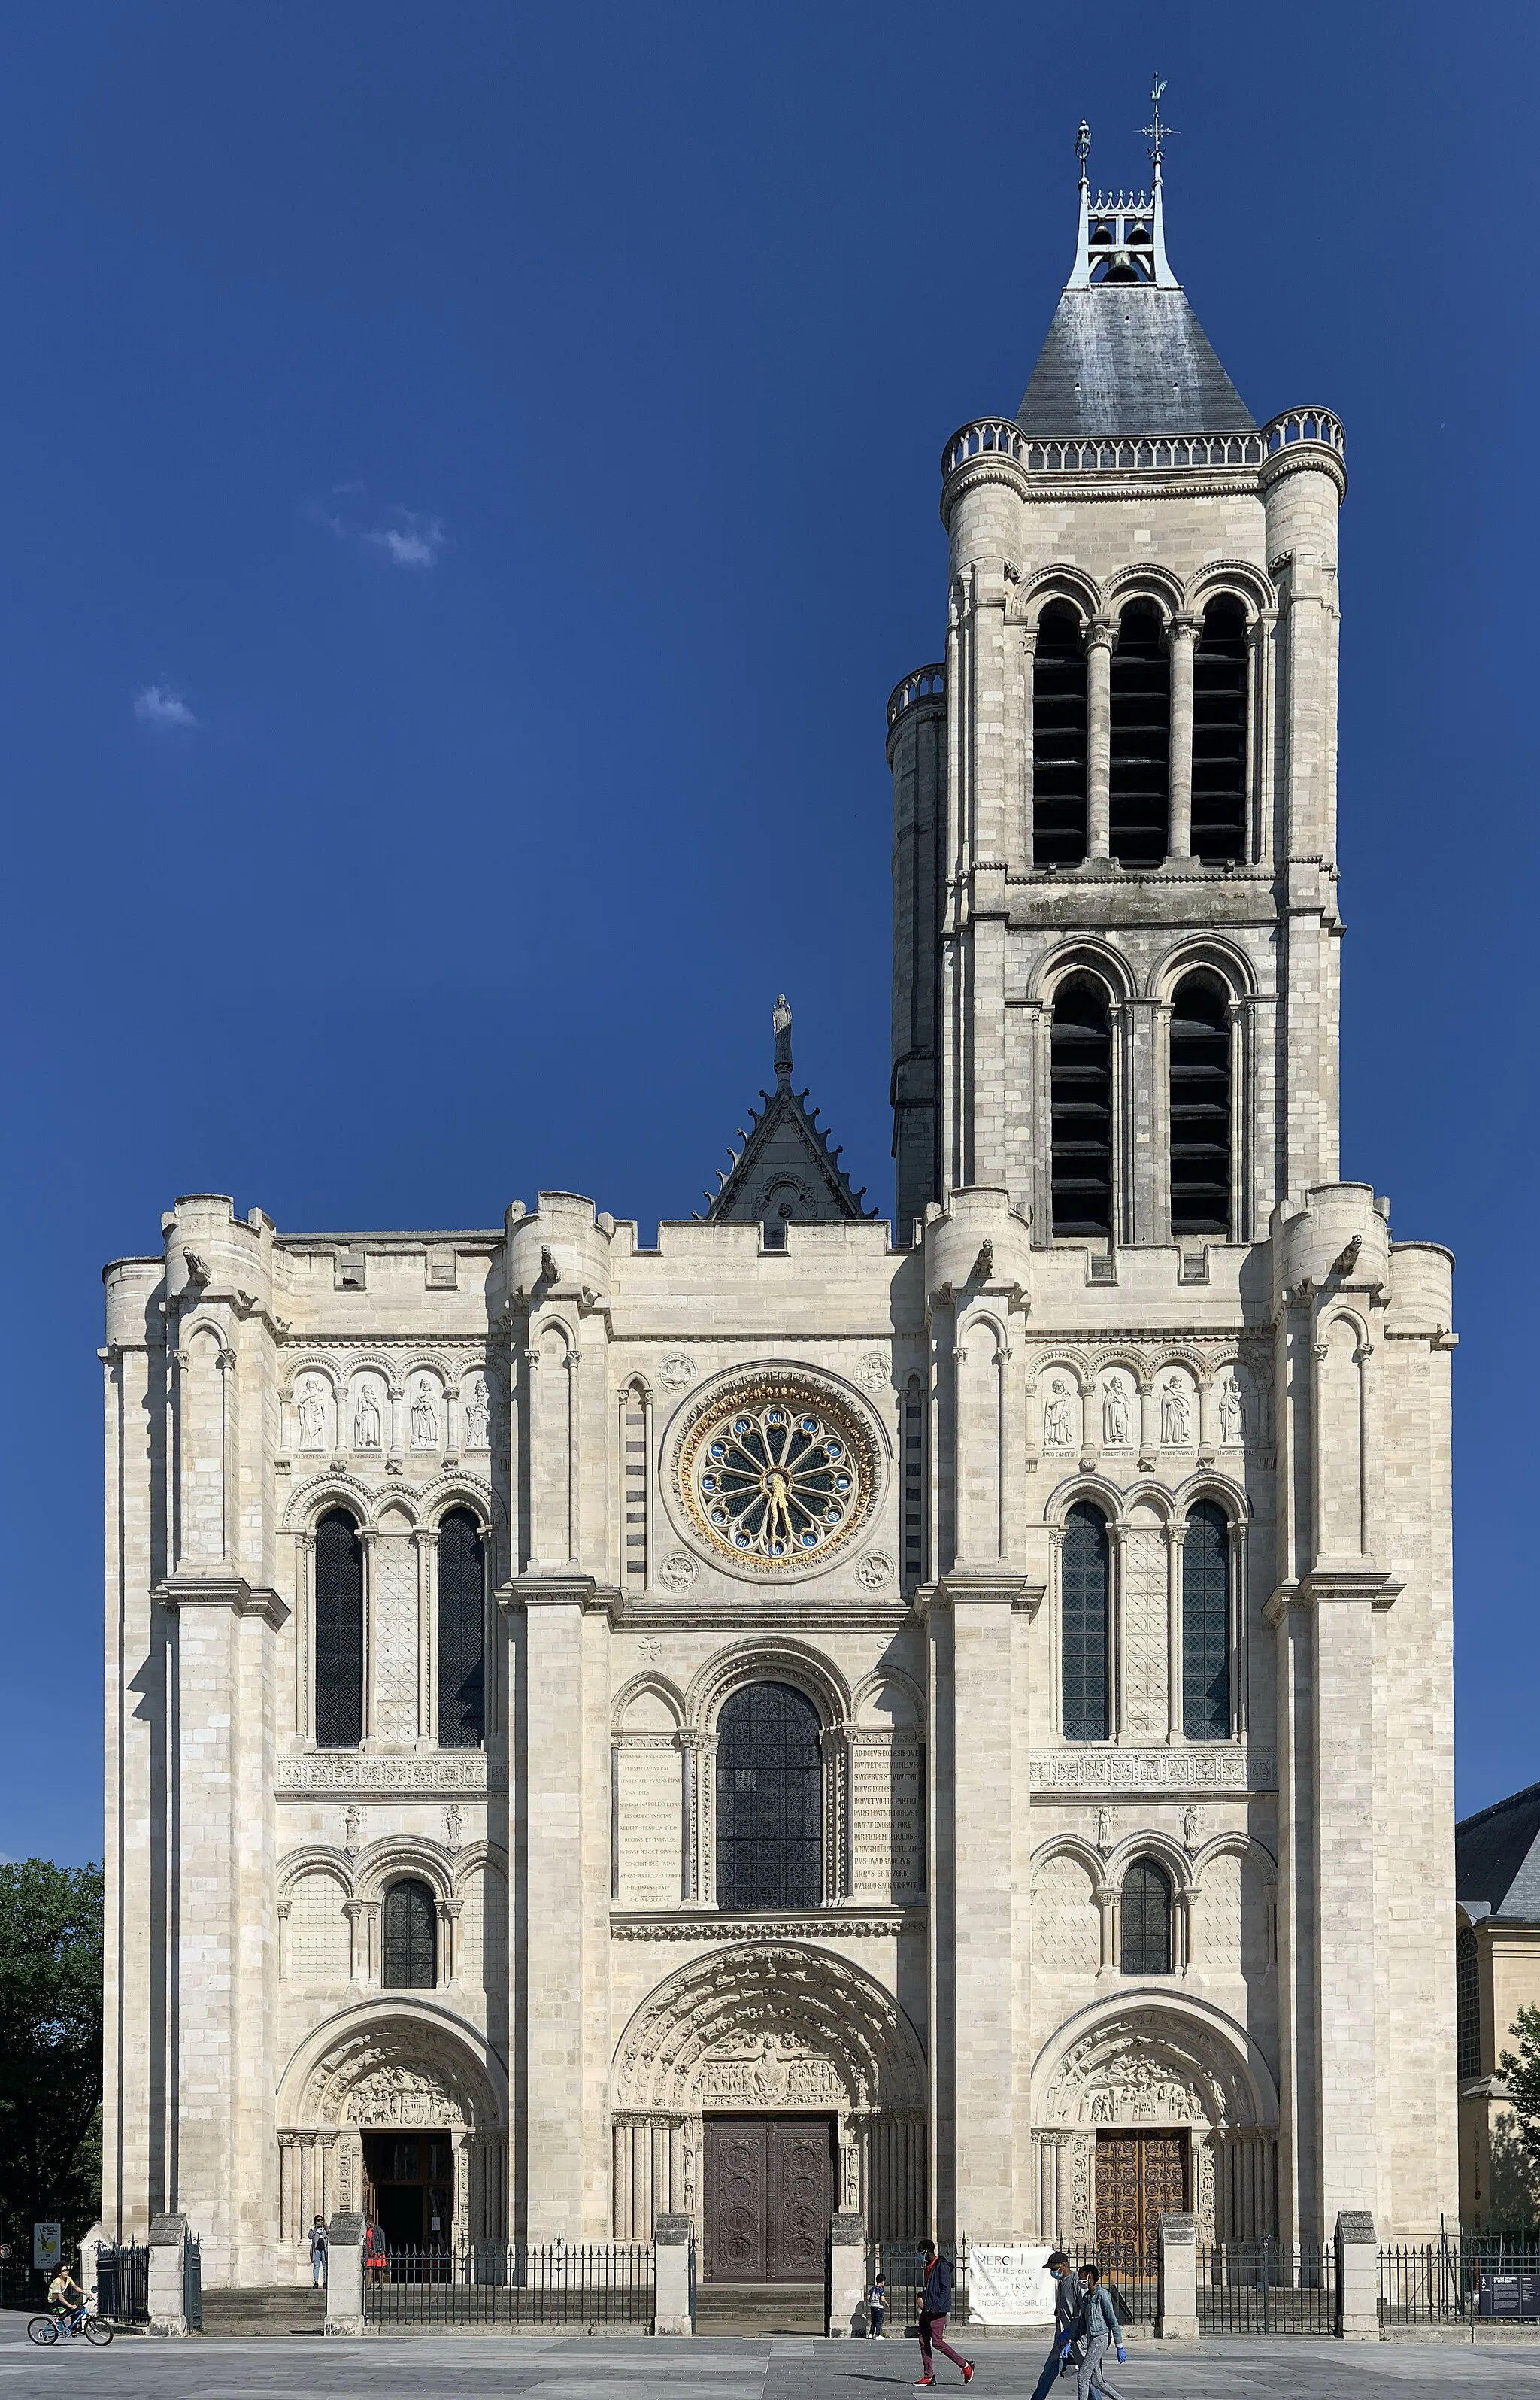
[1034,1998,1276,2135]
[278,1998,505,2135]
[611,1943,925,2116]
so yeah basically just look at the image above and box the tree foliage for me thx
[1495,2003,1540,2229]
[0,1860,103,2250]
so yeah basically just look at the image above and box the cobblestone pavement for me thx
[5,2317,1540,2399]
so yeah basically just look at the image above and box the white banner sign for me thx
[967,2244,1057,2326]
[33,2224,62,2272]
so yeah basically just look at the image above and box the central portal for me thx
[702,2114,835,2283]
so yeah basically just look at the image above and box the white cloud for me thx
[133,684,197,730]
[308,489,446,572]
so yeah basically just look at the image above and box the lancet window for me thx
[1050,975,1114,1236]
[1182,1500,1232,1740]
[1032,602,1089,865]
[1191,596,1249,863]
[436,1509,486,1749]
[382,1877,438,1989]
[1120,1856,1174,1975]
[1169,972,1232,1239]
[1109,599,1170,867]
[1060,1500,1111,1741]
[715,1680,823,1912]
[314,1508,364,1750]
[1457,1928,1481,2079]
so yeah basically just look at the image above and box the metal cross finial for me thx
[1075,120,1091,183]
[1144,74,1177,170]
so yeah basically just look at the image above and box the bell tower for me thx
[889,108,1348,1255]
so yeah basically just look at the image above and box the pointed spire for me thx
[702,995,877,1232]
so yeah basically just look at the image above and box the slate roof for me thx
[1457,1780,1540,1925]
[702,1001,875,1236]
[1017,284,1255,440]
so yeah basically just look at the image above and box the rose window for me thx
[676,1375,877,1575]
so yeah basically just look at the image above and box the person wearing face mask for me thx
[1060,2265,1129,2400]
[1029,2253,1080,2400]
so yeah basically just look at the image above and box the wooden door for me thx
[1094,2131,1188,2251]
[703,2116,835,2283]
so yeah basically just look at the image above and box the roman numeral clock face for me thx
[674,1373,879,1576]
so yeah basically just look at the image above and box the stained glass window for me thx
[1062,1501,1111,1740]
[383,1877,438,1989]
[715,1682,822,1911]
[1121,1857,1173,1976]
[1181,1500,1231,1740]
[314,1509,363,1749]
[437,1509,485,1749]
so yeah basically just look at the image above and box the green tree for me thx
[1495,2004,1540,2229]
[0,1861,103,2262]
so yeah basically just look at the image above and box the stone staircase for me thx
[694,2282,826,2336]
[197,2284,327,2337]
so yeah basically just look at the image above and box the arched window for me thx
[1457,1928,1481,2080]
[1033,603,1088,866]
[437,1509,485,1749]
[1169,972,1232,1239]
[314,1509,364,1749]
[1061,1502,1111,1741]
[1121,1857,1173,1975]
[382,1877,438,1989]
[1182,1500,1231,1740]
[1191,596,1249,863]
[1051,975,1113,1237]
[1109,599,1170,868]
[715,1681,823,1911]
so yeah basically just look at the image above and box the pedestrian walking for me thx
[1062,2265,1129,2400]
[913,2240,974,2387]
[1028,2253,1078,2400]
[868,2271,887,2338]
[308,2216,327,2287]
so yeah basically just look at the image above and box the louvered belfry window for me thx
[715,1681,823,1912]
[1191,596,1249,863]
[436,1509,485,1749]
[1182,1500,1231,1740]
[1051,975,1114,1236]
[1169,972,1232,1238]
[314,1509,364,1749]
[1121,1857,1174,1975]
[383,1877,438,1989]
[1033,602,1089,866]
[1109,599,1171,867]
[1061,1501,1111,1741]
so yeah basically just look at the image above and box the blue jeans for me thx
[1029,2332,1071,2400]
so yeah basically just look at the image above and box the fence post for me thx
[323,2211,366,2337]
[654,2213,694,2335]
[1156,2211,1199,2340]
[145,2213,189,2337]
[1335,2212,1378,2341]
[827,2213,865,2338]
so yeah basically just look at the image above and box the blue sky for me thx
[0,5,1534,1864]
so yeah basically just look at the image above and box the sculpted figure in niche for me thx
[1043,1379,1075,1449]
[410,1379,439,1449]
[353,1382,382,1450]
[464,1377,490,1449]
[297,1378,327,1452]
[1160,1377,1192,1446]
[1218,1377,1245,1444]
[1102,1376,1132,1448]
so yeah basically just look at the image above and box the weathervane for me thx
[1144,74,1177,171]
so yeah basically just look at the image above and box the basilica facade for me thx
[101,152,1459,2289]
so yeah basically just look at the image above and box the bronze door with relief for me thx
[702,2116,835,2282]
[1094,2131,1188,2252]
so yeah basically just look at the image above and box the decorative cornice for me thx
[608,1907,921,1941]
[156,1575,290,1630]
[1263,1566,1402,1625]
[274,1752,498,1795]
[1029,1745,1275,1795]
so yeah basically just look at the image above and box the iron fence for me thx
[1380,2235,1540,2327]
[183,2234,202,2332]
[867,2238,1157,2336]
[1196,2241,1335,2335]
[362,2241,655,2329]
[92,2244,150,2326]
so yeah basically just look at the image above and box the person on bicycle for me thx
[47,2263,84,2330]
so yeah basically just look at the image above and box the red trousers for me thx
[918,2311,968,2374]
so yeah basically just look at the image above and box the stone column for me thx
[1164,1523,1185,1744]
[1156,2210,1198,2341]
[146,2212,189,2337]
[1335,2211,1378,2340]
[828,2212,866,2338]
[654,2213,694,2336]
[323,2213,365,2337]
[1166,614,1198,859]
[1086,620,1113,858]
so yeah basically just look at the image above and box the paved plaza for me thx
[5,2317,1540,2400]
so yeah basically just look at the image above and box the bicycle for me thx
[27,2301,114,2347]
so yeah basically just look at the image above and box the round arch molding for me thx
[274,1998,507,2248]
[608,1943,927,2244]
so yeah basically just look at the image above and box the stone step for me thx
[198,2285,327,2336]
[695,2281,826,2335]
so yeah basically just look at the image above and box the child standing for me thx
[868,2271,887,2338]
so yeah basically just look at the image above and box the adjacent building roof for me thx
[1457,1781,1540,1925]
[703,998,874,1239]
[1017,284,1256,439]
